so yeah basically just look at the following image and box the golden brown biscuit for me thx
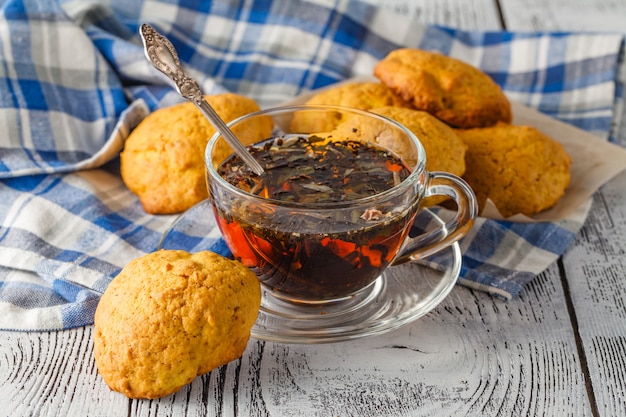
[327,106,465,174]
[93,250,261,399]
[291,82,413,132]
[455,123,571,217]
[120,93,273,214]
[368,106,466,177]
[374,48,512,128]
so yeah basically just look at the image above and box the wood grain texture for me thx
[499,0,626,31]
[361,0,503,30]
[1,0,625,416]
[247,274,592,416]
[0,327,127,417]
[0,265,592,416]
[501,1,626,416]
[562,172,626,417]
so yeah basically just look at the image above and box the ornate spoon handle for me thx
[139,23,264,176]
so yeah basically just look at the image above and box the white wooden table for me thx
[2,1,625,416]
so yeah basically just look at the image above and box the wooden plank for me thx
[2,1,622,416]
[230,266,591,416]
[0,328,128,417]
[500,1,626,416]
[360,0,503,30]
[499,0,626,31]
[561,171,626,416]
[0,262,593,416]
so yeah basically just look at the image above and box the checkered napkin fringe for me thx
[0,0,624,330]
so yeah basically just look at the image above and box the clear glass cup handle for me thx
[393,171,478,265]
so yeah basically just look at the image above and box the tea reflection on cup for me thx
[206,106,477,304]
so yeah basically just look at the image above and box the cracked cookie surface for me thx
[93,250,261,399]
[291,81,413,132]
[374,48,511,128]
[455,123,571,217]
[120,93,272,214]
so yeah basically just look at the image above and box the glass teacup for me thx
[206,106,477,304]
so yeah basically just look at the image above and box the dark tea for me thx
[213,134,419,302]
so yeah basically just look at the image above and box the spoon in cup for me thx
[139,23,265,176]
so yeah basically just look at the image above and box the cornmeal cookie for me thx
[455,123,571,217]
[374,48,512,128]
[93,250,261,399]
[291,81,412,132]
[327,106,465,174]
[120,93,273,214]
[368,106,466,176]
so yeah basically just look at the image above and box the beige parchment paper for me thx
[282,77,626,223]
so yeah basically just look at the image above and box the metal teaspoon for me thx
[139,23,265,176]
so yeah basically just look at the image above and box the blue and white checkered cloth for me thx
[1,0,624,330]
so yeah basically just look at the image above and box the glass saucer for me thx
[158,200,461,344]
